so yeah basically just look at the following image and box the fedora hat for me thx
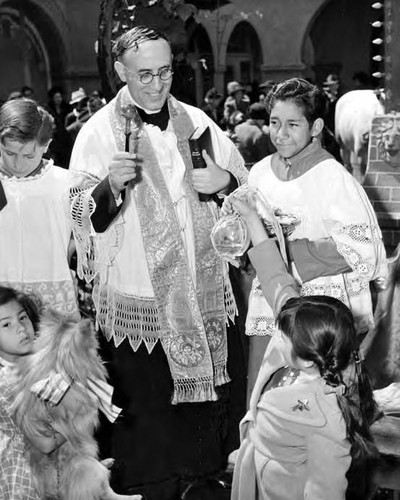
[323,74,340,87]
[70,87,87,105]
[227,81,245,96]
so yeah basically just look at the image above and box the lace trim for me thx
[246,315,276,336]
[335,223,373,244]
[93,281,237,353]
[344,274,370,298]
[301,278,373,333]
[336,242,373,276]
[70,173,100,283]
[334,223,383,278]
[301,277,371,301]
[301,281,348,303]
[93,284,162,353]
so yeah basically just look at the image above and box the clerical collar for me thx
[135,102,170,131]
[275,140,333,181]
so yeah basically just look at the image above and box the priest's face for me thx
[116,39,173,112]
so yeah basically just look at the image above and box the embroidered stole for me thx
[108,88,229,403]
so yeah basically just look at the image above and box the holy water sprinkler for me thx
[121,104,136,152]
[120,104,138,187]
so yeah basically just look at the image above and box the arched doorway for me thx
[303,0,377,91]
[187,24,214,106]
[0,0,67,104]
[225,21,262,90]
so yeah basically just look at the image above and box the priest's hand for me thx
[108,152,142,198]
[191,150,231,195]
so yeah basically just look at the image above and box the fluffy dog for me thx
[11,310,140,500]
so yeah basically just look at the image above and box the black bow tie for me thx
[136,104,170,131]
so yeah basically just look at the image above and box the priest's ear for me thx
[114,60,127,83]
[311,118,324,138]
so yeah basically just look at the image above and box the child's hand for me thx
[230,195,258,220]
[229,194,270,246]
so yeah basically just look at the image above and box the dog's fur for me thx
[11,310,139,500]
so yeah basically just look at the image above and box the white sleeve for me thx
[321,163,387,281]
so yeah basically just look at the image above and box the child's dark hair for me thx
[266,77,327,126]
[0,286,41,332]
[0,98,54,147]
[276,295,377,463]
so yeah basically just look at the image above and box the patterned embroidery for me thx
[336,223,372,244]
[247,315,276,336]
[205,318,224,352]
[345,275,370,297]
[336,243,372,275]
[169,335,205,367]
[301,282,347,303]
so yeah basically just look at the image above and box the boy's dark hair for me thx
[277,295,378,463]
[0,286,42,332]
[266,77,327,125]
[0,98,54,146]
[112,25,170,60]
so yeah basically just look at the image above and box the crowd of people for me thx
[0,24,394,500]
[2,84,106,169]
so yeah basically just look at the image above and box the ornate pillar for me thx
[364,0,400,251]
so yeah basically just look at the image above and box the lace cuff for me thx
[70,174,99,282]
[330,222,383,280]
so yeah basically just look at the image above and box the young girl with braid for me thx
[229,195,378,500]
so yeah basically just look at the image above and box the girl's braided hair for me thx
[276,295,378,463]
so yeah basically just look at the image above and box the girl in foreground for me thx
[0,286,46,499]
[229,195,378,500]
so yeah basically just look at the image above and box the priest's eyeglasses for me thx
[123,65,174,85]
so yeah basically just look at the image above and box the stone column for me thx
[365,0,400,253]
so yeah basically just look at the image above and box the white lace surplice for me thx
[247,156,388,336]
[69,98,245,351]
[0,162,78,316]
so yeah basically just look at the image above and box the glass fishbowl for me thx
[210,213,250,263]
